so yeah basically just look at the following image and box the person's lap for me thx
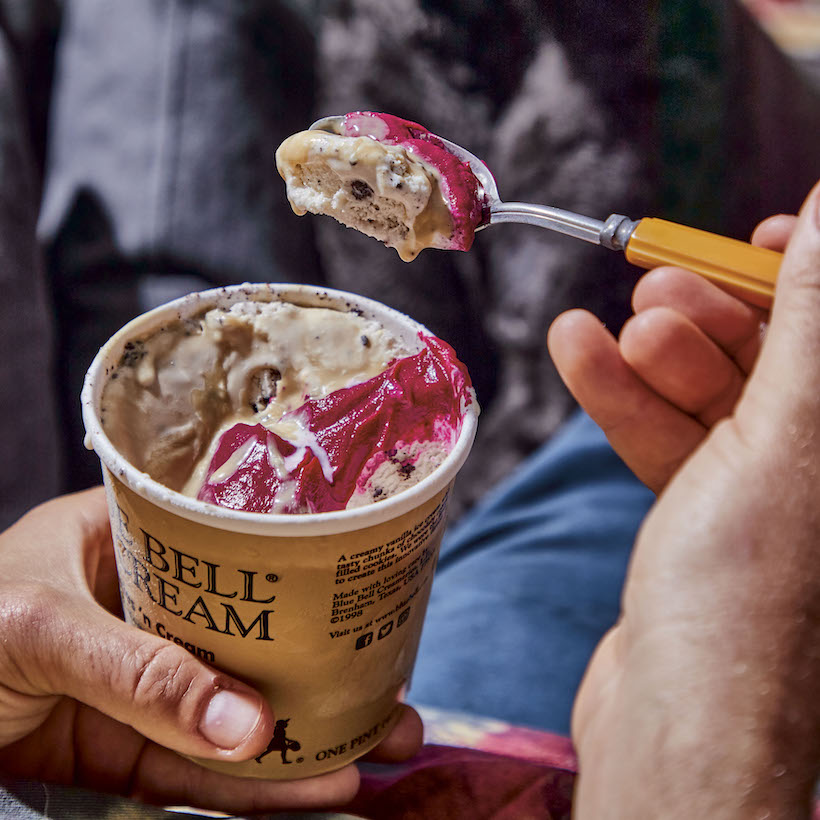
[411,410,655,735]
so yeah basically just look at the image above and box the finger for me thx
[132,742,360,813]
[632,266,766,374]
[68,486,125,614]
[619,307,748,426]
[3,488,113,593]
[8,594,274,761]
[31,699,358,814]
[548,310,706,492]
[2,488,124,617]
[741,181,820,432]
[361,703,423,763]
[751,214,798,251]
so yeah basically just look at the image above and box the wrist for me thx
[652,619,820,818]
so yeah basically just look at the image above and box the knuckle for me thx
[0,584,71,690]
[0,583,62,640]
[130,642,206,716]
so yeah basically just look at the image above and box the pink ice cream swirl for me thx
[197,334,474,514]
[338,111,488,252]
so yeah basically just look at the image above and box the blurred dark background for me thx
[1,0,819,528]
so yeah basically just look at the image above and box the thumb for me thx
[740,180,820,430]
[36,600,274,761]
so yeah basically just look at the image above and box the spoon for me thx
[311,116,781,307]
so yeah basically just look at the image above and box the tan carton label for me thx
[103,470,450,780]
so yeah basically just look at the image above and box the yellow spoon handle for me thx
[625,218,782,307]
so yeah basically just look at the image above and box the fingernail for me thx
[200,689,263,749]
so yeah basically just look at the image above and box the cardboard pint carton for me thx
[81,283,478,780]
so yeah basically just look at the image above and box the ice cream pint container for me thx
[81,283,478,780]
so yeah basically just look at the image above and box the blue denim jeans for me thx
[410,411,655,735]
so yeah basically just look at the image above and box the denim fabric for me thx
[411,411,655,735]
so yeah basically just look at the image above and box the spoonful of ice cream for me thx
[276,111,485,262]
[276,111,781,306]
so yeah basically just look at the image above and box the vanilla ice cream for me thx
[276,111,486,261]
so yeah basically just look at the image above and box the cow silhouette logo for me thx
[255,718,302,765]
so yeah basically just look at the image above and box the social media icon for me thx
[355,632,373,650]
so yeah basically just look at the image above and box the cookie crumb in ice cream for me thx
[350,180,374,200]
[276,111,485,262]
[119,340,146,368]
[249,367,281,412]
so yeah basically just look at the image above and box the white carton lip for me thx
[82,282,479,537]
